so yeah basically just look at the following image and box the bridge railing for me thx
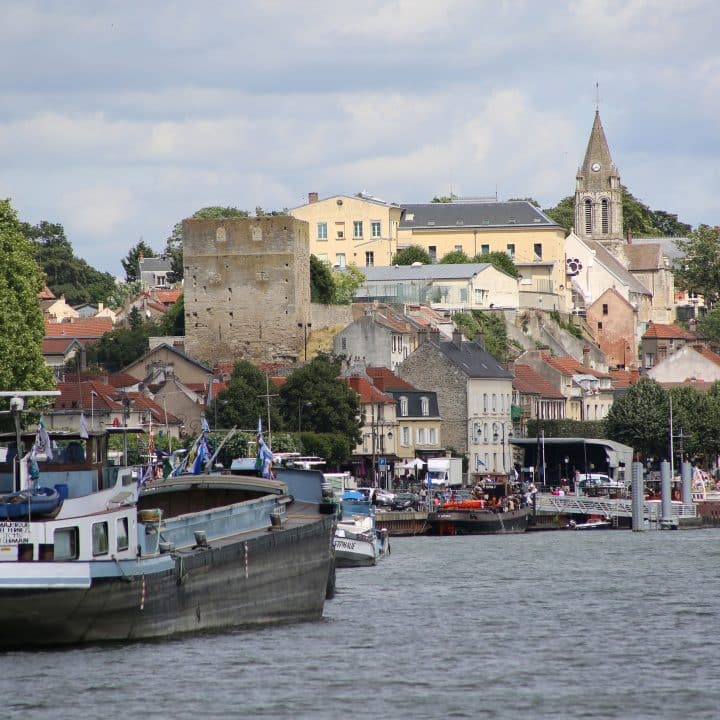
[535,494,696,519]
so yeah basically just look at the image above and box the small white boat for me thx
[566,518,612,530]
[333,491,390,568]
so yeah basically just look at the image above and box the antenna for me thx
[595,81,600,111]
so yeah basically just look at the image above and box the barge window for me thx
[116,517,129,552]
[54,527,79,561]
[92,521,109,556]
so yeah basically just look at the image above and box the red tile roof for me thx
[44,317,113,339]
[609,368,641,388]
[366,366,417,391]
[642,322,696,340]
[42,338,81,355]
[106,372,142,389]
[153,289,182,305]
[38,286,56,300]
[346,375,395,404]
[541,353,611,379]
[512,365,565,398]
[54,380,123,412]
[693,345,720,366]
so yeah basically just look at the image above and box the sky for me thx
[1,0,718,277]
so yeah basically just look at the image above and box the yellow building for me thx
[290,192,403,268]
[397,201,567,311]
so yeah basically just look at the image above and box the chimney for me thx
[476,331,485,350]
[452,329,463,347]
[627,228,632,244]
[308,192,318,204]
[582,345,590,366]
[98,302,104,312]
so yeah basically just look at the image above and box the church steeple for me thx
[575,109,623,247]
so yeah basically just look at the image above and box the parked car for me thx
[357,487,395,507]
[391,492,421,511]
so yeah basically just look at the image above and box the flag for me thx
[35,417,53,461]
[163,455,174,479]
[79,413,89,439]
[206,375,214,410]
[191,434,208,475]
[255,418,273,478]
[201,416,210,433]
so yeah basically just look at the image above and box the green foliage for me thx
[452,310,510,362]
[107,280,142,310]
[528,419,607,439]
[297,431,353,468]
[121,240,156,283]
[696,306,720,343]
[278,354,361,446]
[471,251,519,278]
[331,264,365,304]
[157,294,184,336]
[543,196,575,231]
[439,250,470,264]
[21,220,116,305]
[673,225,720,309]
[214,360,283,433]
[603,378,670,458]
[392,245,431,265]
[431,196,454,203]
[84,322,154,372]
[0,199,56,392]
[310,255,334,303]
[549,309,583,339]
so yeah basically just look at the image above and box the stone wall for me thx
[397,337,469,454]
[183,217,311,365]
[310,302,353,331]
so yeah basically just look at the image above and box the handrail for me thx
[535,494,696,519]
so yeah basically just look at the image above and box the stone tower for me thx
[574,110,624,251]
[183,216,311,365]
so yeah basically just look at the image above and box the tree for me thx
[452,310,510,362]
[0,199,56,392]
[431,196,454,203]
[673,225,720,309]
[604,378,669,459]
[278,354,361,445]
[22,220,116,305]
[471,250,519,278]
[392,245,431,265]
[439,250,470,264]
[543,196,575,231]
[696,306,720,343]
[331,264,365,304]
[84,322,154,372]
[213,360,283,433]
[310,255,335,303]
[121,240,156,283]
[157,294,184,336]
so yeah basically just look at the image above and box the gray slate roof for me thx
[631,236,687,262]
[360,263,496,282]
[399,201,559,230]
[388,390,440,418]
[439,339,513,379]
[139,256,172,272]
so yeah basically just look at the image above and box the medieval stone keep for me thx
[183,216,311,365]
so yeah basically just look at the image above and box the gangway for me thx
[535,494,696,523]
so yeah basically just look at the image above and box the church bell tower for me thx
[574,110,624,250]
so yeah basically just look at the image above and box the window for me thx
[365,251,374,267]
[54,527,79,561]
[492,394,497,412]
[335,253,346,268]
[506,244,515,258]
[460,288,468,303]
[428,428,437,445]
[417,428,426,444]
[602,303,608,315]
[317,222,327,240]
[420,396,429,416]
[428,246,437,262]
[481,244,490,254]
[399,396,409,416]
[116,517,129,552]
[341,337,347,350]
[371,221,381,237]
[353,220,363,238]
[454,245,463,252]
[92,521,109,557]
[597,322,603,330]
[533,243,542,261]
[483,393,488,412]
[601,199,609,234]
[335,222,345,239]
[584,199,592,234]
[402,426,410,446]
[315,253,328,263]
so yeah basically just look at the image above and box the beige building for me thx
[290,192,403,269]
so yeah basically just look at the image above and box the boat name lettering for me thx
[334,540,356,550]
[0,521,31,545]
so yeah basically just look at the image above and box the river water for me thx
[3,529,720,719]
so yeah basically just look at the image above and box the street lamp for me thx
[298,400,312,433]
[297,322,312,362]
[493,422,513,475]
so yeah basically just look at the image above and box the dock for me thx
[375,510,428,536]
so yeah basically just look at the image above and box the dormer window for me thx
[420,396,429,416]
[399,396,409,417]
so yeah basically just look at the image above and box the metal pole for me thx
[631,461,644,531]
[660,460,673,529]
[681,461,693,506]
[91,391,95,430]
[669,395,674,477]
